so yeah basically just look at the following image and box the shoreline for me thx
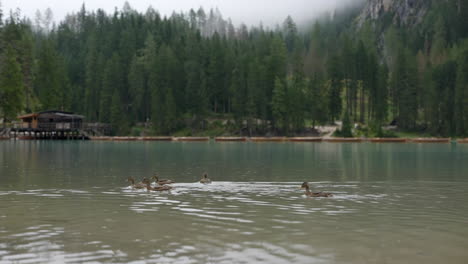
[2,136,465,144]
[88,136,464,143]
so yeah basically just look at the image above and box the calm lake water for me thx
[1,141,467,264]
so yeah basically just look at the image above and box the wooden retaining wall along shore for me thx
[174,137,210,142]
[140,137,173,141]
[323,138,364,143]
[250,137,287,142]
[410,138,451,143]
[215,137,247,142]
[288,137,323,142]
[90,136,173,141]
[458,138,468,143]
[368,138,408,143]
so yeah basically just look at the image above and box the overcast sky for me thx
[1,0,360,26]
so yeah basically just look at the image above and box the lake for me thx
[1,141,467,263]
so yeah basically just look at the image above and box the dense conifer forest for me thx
[0,1,467,137]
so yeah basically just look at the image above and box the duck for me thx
[127,177,147,189]
[151,174,175,185]
[200,173,212,184]
[301,182,333,197]
[142,178,172,191]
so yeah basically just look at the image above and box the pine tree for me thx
[230,67,247,126]
[283,16,298,53]
[341,110,353,138]
[454,44,468,136]
[265,36,287,118]
[288,78,306,132]
[128,55,147,122]
[0,45,24,121]
[184,32,204,118]
[327,55,342,123]
[355,40,368,123]
[430,17,448,65]
[17,26,37,112]
[110,90,129,135]
[149,53,165,135]
[164,86,178,132]
[84,32,100,120]
[272,77,288,132]
[307,72,328,128]
[206,33,225,113]
[392,48,418,130]
[101,54,124,123]
[340,34,355,116]
[374,64,389,126]
[34,40,64,110]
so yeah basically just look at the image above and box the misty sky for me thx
[1,0,356,26]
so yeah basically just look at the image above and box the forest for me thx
[0,1,467,137]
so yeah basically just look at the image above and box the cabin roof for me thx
[18,110,84,120]
[39,110,74,115]
[17,113,38,119]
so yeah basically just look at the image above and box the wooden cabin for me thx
[17,110,84,131]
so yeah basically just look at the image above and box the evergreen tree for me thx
[392,48,418,130]
[288,78,306,132]
[454,44,468,136]
[110,90,129,135]
[272,77,288,132]
[430,17,448,65]
[34,40,65,110]
[101,53,124,123]
[374,64,389,126]
[184,32,203,117]
[327,55,342,123]
[341,110,353,138]
[0,45,23,121]
[355,40,368,123]
[84,32,101,120]
[283,16,298,53]
[128,55,147,122]
[206,33,225,113]
[265,36,287,115]
[307,72,328,128]
[164,86,178,132]
[230,67,246,126]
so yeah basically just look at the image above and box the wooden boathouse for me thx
[11,110,89,140]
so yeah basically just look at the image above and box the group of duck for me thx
[127,173,211,191]
[127,173,333,198]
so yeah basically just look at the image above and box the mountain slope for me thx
[358,0,430,27]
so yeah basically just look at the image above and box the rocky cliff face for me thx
[358,0,430,27]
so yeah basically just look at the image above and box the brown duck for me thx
[200,173,212,184]
[127,177,147,189]
[142,178,173,191]
[151,174,175,185]
[301,182,333,197]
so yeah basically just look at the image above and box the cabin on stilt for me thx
[12,110,88,140]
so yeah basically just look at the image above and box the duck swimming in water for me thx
[127,177,147,189]
[142,178,172,191]
[200,173,212,184]
[151,174,175,185]
[301,182,333,197]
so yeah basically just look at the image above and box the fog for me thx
[2,0,363,26]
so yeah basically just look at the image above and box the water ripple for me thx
[1,181,468,263]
